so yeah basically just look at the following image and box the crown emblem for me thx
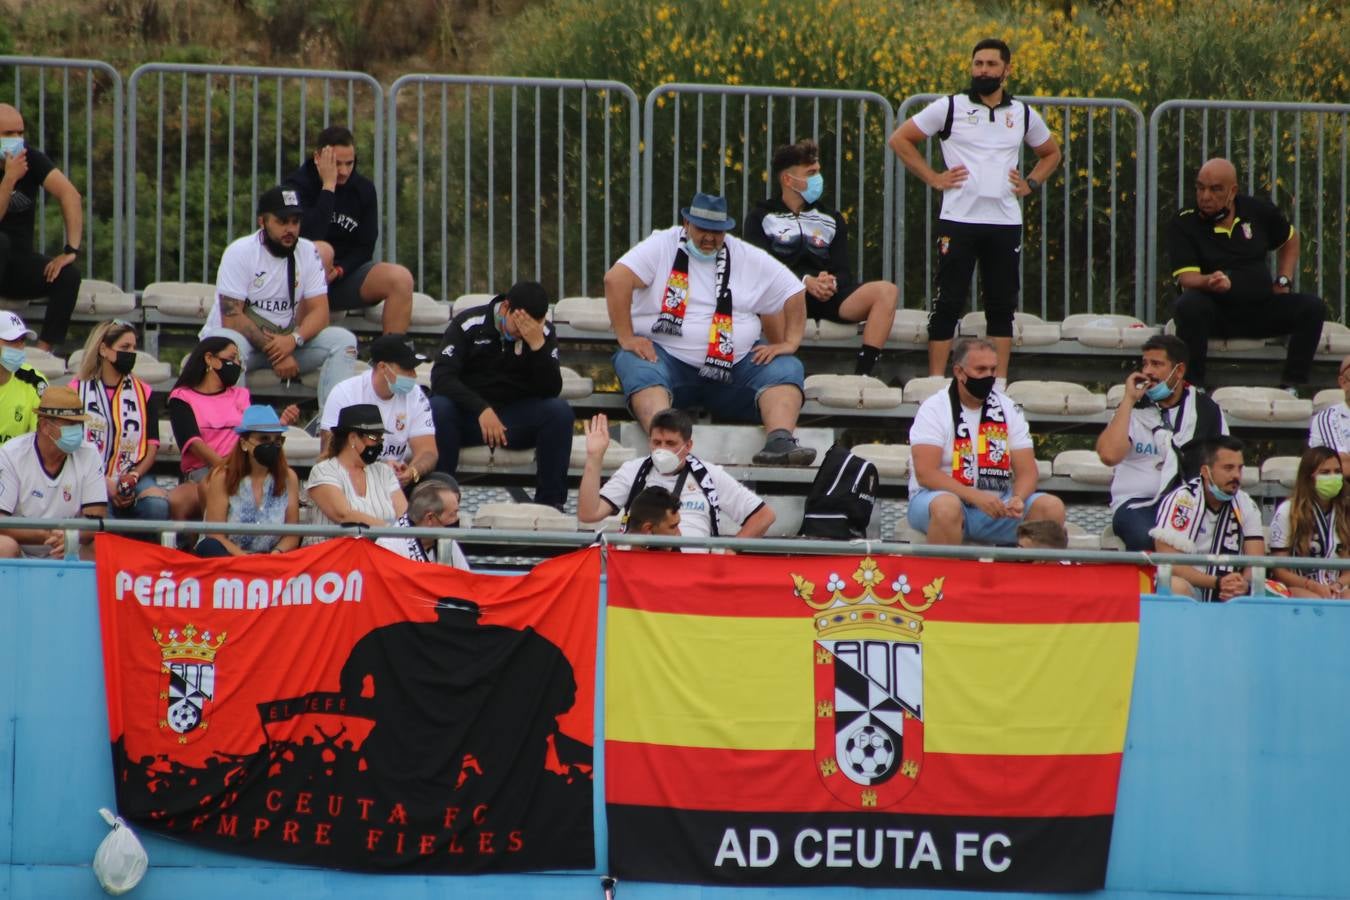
[153,624,226,663]
[792,557,943,640]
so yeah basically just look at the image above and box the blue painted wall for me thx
[3,560,1347,899]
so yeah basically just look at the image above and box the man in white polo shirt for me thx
[889,37,1062,380]
[0,385,107,558]
[1309,353,1350,473]
[201,184,357,407]
[321,333,438,489]
[577,408,774,543]
[605,191,816,466]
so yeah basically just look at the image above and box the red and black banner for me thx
[96,534,599,873]
[605,552,1144,890]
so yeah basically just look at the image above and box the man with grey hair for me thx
[376,476,469,570]
[907,337,1064,545]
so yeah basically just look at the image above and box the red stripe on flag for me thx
[605,741,1122,817]
[607,552,1142,624]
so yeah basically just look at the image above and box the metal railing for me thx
[643,84,895,282]
[386,75,640,303]
[0,56,123,287]
[1148,100,1350,323]
[13,515,1342,601]
[895,93,1148,321]
[125,63,384,290]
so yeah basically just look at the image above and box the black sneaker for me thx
[753,434,817,466]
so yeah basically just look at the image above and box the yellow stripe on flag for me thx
[606,608,1136,756]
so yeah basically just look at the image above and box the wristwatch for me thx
[1025,177,1041,193]
[63,243,81,256]
[1274,275,1292,289]
[293,332,306,347]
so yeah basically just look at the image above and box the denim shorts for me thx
[612,340,804,422]
[907,487,1049,546]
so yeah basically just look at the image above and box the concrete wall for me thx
[3,559,1347,899]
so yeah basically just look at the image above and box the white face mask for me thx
[650,448,683,475]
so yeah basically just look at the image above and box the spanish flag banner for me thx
[605,552,1141,890]
[96,534,599,873]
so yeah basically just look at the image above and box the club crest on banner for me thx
[793,557,944,810]
[154,624,227,744]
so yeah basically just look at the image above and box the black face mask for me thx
[970,74,1003,96]
[358,442,383,465]
[251,442,282,468]
[111,350,137,376]
[216,359,242,387]
[963,374,997,401]
[262,231,296,258]
[1203,202,1231,225]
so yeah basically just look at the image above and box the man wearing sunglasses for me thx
[1096,334,1228,551]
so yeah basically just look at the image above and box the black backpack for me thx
[799,445,879,540]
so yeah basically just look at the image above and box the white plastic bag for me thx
[93,808,148,895]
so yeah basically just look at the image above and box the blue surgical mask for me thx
[495,309,518,343]
[1145,375,1174,403]
[1206,475,1234,504]
[685,239,718,263]
[0,137,22,158]
[0,346,25,372]
[798,173,824,204]
[56,423,85,453]
[389,374,416,396]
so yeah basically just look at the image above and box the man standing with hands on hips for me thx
[889,38,1061,382]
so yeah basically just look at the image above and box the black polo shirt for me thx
[1168,194,1294,303]
[0,146,56,252]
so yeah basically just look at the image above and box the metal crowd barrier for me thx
[895,93,1147,320]
[125,63,384,290]
[0,55,123,287]
[1148,99,1350,323]
[386,75,640,302]
[643,83,895,283]
[13,515,1342,601]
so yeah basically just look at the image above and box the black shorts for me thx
[806,281,860,323]
[327,260,377,311]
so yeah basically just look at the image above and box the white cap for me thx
[0,311,36,342]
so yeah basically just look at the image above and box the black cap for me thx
[367,333,428,370]
[501,281,550,320]
[334,403,385,434]
[258,185,304,218]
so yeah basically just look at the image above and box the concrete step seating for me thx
[142,281,216,319]
[567,434,636,470]
[472,502,578,531]
[959,311,1062,346]
[1259,456,1301,489]
[451,294,497,316]
[616,422,834,468]
[902,376,950,404]
[850,443,911,479]
[803,374,902,409]
[1061,314,1160,350]
[1006,380,1108,415]
[1210,387,1314,422]
[282,426,322,465]
[66,349,173,384]
[359,292,451,328]
[1052,449,1115,486]
[76,280,137,317]
[808,319,861,341]
[889,309,929,344]
[553,296,611,332]
[1314,388,1342,411]
[155,421,179,462]
[1318,322,1350,354]
[24,349,67,380]
[1162,319,1270,352]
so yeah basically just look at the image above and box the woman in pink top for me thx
[167,337,297,518]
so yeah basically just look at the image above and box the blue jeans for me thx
[1112,501,1159,552]
[109,476,170,542]
[203,325,357,409]
[429,394,573,509]
[611,341,804,423]
[907,488,1050,546]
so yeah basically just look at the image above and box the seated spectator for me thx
[0,311,46,446]
[578,409,774,544]
[1308,353,1350,473]
[71,320,169,528]
[376,477,469,570]
[322,334,437,489]
[1268,446,1350,599]
[1168,157,1324,392]
[195,405,300,557]
[1016,519,1068,551]
[0,385,107,558]
[1096,334,1227,551]
[1151,436,1264,601]
[744,139,898,375]
[284,125,414,334]
[429,281,572,509]
[907,337,1065,546]
[167,337,297,519]
[625,485,682,538]
[306,402,406,540]
[604,191,816,465]
[200,185,357,408]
